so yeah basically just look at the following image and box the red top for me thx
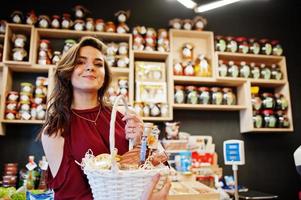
[47,106,129,200]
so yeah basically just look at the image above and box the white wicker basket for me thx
[82,95,169,200]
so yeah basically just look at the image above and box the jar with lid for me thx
[12,48,27,61]
[19,92,32,103]
[271,64,282,80]
[12,34,27,48]
[85,18,95,31]
[118,42,129,56]
[260,63,271,80]
[228,61,239,78]
[211,87,223,105]
[262,109,277,128]
[134,102,144,116]
[21,82,33,94]
[250,62,260,79]
[19,101,31,112]
[5,110,17,120]
[143,104,150,117]
[105,21,116,32]
[10,10,23,24]
[239,61,250,78]
[222,87,236,105]
[73,19,85,31]
[185,86,198,104]
[6,91,19,102]
[35,76,48,87]
[262,92,275,110]
[215,35,227,52]
[248,38,261,55]
[253,110,263,128]
[173,62,183,76]
[226,36,238,53]
[183,62,195,76]
[39,39,50,51]
[236,37,249,54]
[271,40,283,56]
[51,15,60,29]
[174,85,185,104]
[218,60,228,77]
[52,51,61,65]
[150,103,161,117]
[260,39,273,55]
[274,93,288,111]
[61,13,72,29]
[95,19,105,32]
[6,101,18,111]
[160,103,169,117]
[198,87,210,104]
[251,92,262,111]
[276,110,290,128]
[63,39,77,54]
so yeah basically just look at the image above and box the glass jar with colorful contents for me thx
[236,36,249,54]
[250,62,260,79]
[260,39,273,55]
[215,35,227,52]
[211,87,223,105]
[271,40,283,56]
[185,86,198,104]
[226,36,238,53]
[262,92,275,110]
[239,61,250,78]
[262,109,277,128]
[222,87,236,105]
[174,85,185,104]
[276,110,290,128]
[218,60,228,77]
[249,38,261,55]
[251,92,262,111]
[198,87,210,104]
[228,61,239,78]
[271,64,282,80]
[253,110,263,128]
[260,63,271,80]
[274,93,288,111]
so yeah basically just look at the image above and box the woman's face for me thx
[71,46,105,93]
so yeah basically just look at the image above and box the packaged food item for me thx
[260,38,273,55]
[226,36,238,53]
[51,15,60,29]
[271,64,282,80]
[253,110,263,128]
[250,62,260,79]
[271,40,283,56]
[236,37,249,54]
[222,87,236,105]
[249,38,261,54]
[218,60,228,77]
[211,87,223,105]
[228,61,239,78]
[262,109,277,128]
[260,63,271,80]
[239,61,250,78]
[198,87,210,104]
[174,85,185,104]
[185,86,198,104]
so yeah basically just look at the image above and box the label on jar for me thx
[263,97,274,109]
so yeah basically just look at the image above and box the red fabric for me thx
[47,106,128,200]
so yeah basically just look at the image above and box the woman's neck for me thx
[72,91,99,109]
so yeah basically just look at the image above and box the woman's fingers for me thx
[141,174,161,200]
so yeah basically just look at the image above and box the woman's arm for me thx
[41,130,64,178]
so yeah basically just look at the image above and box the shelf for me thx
[173,104,246,111]
[246,127,294,133]
[216,77,286,87]
[110,67,129,75]
[173,75,216,84]
[3,61,32,66]
[216,52,284,62]
[133,50,169,60]
[36,28,131,42]
[1,119,45,124]
[7,65,50,72]
[142,116,172,121]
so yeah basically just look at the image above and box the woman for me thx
[41,36,170,200]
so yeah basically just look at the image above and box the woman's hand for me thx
[141,174,171,200]
[122,112,143,146]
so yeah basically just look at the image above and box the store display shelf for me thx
[0,34,4,39]
[133,50,169,60]
[216,52,284,62]
[142,116,172,121]
[216,77,286,87]
[36,28,131,41]
[173,103,246,111]
[3,61,32,66]
[245,127,294,133]
[173,75,216,84]
[1,119,45,124]
[7,64,50,72]
[110,67,129,75]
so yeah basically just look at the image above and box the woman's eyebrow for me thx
[94,58,104,62]
[78,56,87,60]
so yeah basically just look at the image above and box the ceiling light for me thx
[195,0,242,12]
[177,0,197,9]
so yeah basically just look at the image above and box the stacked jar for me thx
[251,88,290,128]
[157,29,170,52]
[5,91,19,120]
[134,102,168,118]
[32,76,48,120]
[174,85,236,106]
[19,82,33,120]
[38,39,52,65]
[2,163,18,187]
[105,42,129,68]
[11,34,28,61]
[218,60,283,80]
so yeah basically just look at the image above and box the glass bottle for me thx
[140,123,153,165]
[38,156,48,190]
[249,38,261,55]
[25,155,37,190]
[174,85,185,104]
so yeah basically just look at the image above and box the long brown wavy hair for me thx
[40,36,111,137]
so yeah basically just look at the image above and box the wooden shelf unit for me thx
[1,119,45,124]
[173,104,246,111]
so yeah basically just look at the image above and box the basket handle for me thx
[109,95,134,170]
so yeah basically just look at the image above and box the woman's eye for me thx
[95,63,104,67]
[76,60,85,65]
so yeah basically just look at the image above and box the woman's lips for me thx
[82,75,96,80]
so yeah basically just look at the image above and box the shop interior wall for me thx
[0,0,300,199]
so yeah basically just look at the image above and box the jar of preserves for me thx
[260,39,272,55]
[95,19,105,32]
[260,63,271,80]
[118,42,129,56]
[35,76,48,87]
[222,87,236,105]
[12,34,27,48]
[183,62,195,76]
[150,103,161,117]
[134,102,144,116]
[215,35,227,52]
[271,64,282,80]
[10,10,23,24]
[251,92,262,111]
[143,104,150,117]
[181,43,194,60]
[19,101,31,111]
[249,38,261,55]
[226,36,238,53]
[39,39,50,51]
[19,92,32,103]
[250,62,260,79]
[236,37,249,54]
[218,60,228,77]
[239,61,250,78]
[51,15,60,29]
[5,110,17,120]
[61,13,72,29]
[198,87,210,104]
[73,19,85,31]
[52,51,61,65]
[63,39,77,54]
[6,101,18,111]
[85,18,95,31]
[262,92,275,110]
[174,85,185,104]
[6,91,19,102]
[185,86,198,104]
[12,47,27,61]
[173,62,183,75]
[160,103,169,117]
[211,87,223,105]
[253,110,263,128]
[276,110,290,128]
[21,82,33,94]
[271,40,283,56]
[262,109,277,128]
[228,61,239,78]
[105,21,116,32]
[38,15,50,28]
[274,93,288,111]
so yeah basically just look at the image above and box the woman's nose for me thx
[85,62,95,71]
